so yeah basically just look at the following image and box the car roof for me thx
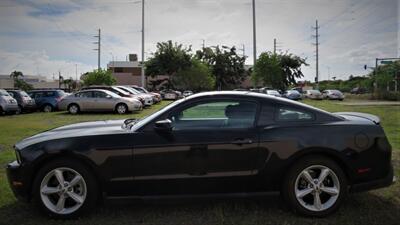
[186,91,338,118]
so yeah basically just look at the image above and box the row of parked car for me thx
[0,86,163,115]
[236,88,345,101]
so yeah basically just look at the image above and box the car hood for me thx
[15,120,128,149]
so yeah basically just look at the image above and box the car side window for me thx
[93,91,107,98]
[34,92,44,98]
[276,107,314,122]
[45,91,55,97]
[169,100,257,130]
[257,103,275,126]
[76,91,92,98]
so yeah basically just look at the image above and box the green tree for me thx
[171,59,215,92]
[10,70,24,80]
[196,46,246,90]
[252,52,308,91]
[145,40,192,88]
[9,71,33,91]
[82,69,116,86]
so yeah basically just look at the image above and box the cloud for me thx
[0,0,397,82]
[0,49,94,79]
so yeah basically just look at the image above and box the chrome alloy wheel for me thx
[69,105,79,114]
[40,167,87,215]
[294,165,340,212]
[117,104,127,114]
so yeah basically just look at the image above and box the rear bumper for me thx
[350,164,395,193]
[6,160,31,202]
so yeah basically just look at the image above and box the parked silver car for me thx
[265,90,282,97]
[0,89,19,114]
[115,86,153,106]
[304,90,323,100]
[322,89,345,100]
[58,89,142,114]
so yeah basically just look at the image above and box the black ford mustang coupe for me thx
[7,91,395,218]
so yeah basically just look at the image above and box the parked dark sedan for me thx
[6,91,394,218]
[7,89,36,113]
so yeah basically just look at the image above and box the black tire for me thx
[32,159,98,219]
[67,104,80,115]
[115,103,128,114]
[42,104,53,112]
[16,105,22,114]
[282,156,347,217]
[0,107,3,116]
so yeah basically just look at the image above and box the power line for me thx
[312,20,320,89]
[93,29,101,70]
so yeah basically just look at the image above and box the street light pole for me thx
[252,0,257,67]
[141,0,145,87]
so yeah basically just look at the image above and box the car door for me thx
[92,91,115,111]
[131,98,260,195]
[32,92,44,107]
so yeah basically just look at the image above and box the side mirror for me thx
[106,95,112,99]
[154,119,172,132]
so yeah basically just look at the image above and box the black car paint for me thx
[6,92,393,202]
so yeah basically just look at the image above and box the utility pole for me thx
[202,39,205,49]
[273,38,276,54]
[239,44,245,57]
[252,0,257,66]
[93,29,101,70]
[75,64,78,81]
[141,0,145,87]
[312,20,320,89]
[58,71,62,89]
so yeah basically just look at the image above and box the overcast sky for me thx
[0,0,398,82]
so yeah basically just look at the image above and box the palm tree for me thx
[10,71,23,80]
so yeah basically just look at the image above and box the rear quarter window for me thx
[276,107,315,122]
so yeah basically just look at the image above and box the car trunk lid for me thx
[333,112,380,125]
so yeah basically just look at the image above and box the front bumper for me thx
[350,164,396,193]
[6,160,31,202]
[2,104,19,112]
[21,103,37,111]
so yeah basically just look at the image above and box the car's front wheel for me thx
[33,159,98,218]
[282,156,347,217]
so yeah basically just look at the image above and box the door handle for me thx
[231,139,253,145]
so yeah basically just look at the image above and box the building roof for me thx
[107,61,141,68]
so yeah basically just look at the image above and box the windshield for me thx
[137,87,148,93]
[0,90,10,96]
[112,87,130,95]
[130,98,185,131]
[20,91,29,97]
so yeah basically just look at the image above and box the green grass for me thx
[0,99,399,225]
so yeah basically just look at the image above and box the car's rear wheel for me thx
[115,103,128,114]
[33,160,98,218]
[282,156,347,217]
[43,104,53,112]
[68,104,80,115]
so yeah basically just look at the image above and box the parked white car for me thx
[304,90,323,100]
[265,90,282,97]
[322,89,345,101]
